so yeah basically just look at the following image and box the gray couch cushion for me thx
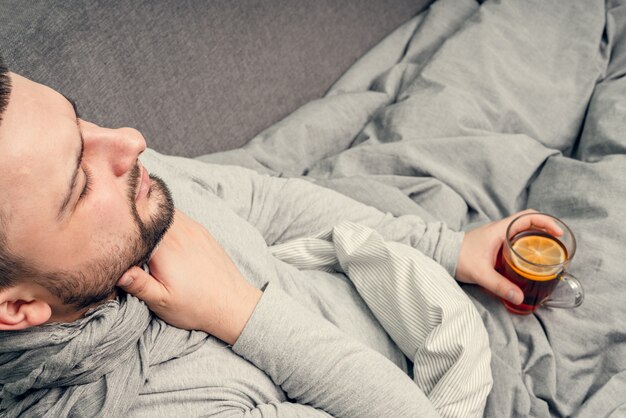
[1,0,430,156]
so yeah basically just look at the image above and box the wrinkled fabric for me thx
[199,0,626,416]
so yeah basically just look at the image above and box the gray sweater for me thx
[126,149,465,417]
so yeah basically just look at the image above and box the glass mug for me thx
[496,212,584,315]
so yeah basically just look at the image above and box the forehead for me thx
[0,73,75,154]
[0,73,78,241]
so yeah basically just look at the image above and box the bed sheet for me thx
[198,0,626,416]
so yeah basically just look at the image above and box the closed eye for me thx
[80,166,93,199]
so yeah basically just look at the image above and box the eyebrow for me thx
[57,95,85,220]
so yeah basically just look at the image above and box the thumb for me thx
[117,266,167,305]
[480,268,524,305]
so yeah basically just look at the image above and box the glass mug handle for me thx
[542,272,584,308]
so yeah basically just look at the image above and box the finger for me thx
[529,215,564,237]
[479,268,524,305]
[508,213,564,238]
[510,208,538,219]
[117,265,167,304]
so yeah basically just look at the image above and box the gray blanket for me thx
[199,0,626,416]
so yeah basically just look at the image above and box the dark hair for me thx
[0,55,10,121]
[0,54,21,292]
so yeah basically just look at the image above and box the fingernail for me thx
[118,274,134,287]
[507,290,518,304]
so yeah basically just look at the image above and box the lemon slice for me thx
[512,235,566,277]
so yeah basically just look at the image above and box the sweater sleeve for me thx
[180,158,463,276]
[231,281,441,418]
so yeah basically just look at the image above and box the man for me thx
[0,58,531,417]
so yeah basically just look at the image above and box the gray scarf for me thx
[0,293,208,418]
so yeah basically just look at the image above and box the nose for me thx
[82,122,147,177]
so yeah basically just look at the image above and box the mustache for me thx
[126,163,141,204]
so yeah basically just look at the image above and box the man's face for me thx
[0,73,174,313]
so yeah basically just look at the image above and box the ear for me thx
[0,286,52,330]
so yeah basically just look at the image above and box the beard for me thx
[45,164,175,309]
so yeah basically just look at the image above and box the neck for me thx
[47,290,119,324]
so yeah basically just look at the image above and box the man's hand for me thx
[456,209,563,305]
[117,210,262,345]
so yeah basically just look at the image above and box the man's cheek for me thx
[90,189,134,222]
[37,228,96,274]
